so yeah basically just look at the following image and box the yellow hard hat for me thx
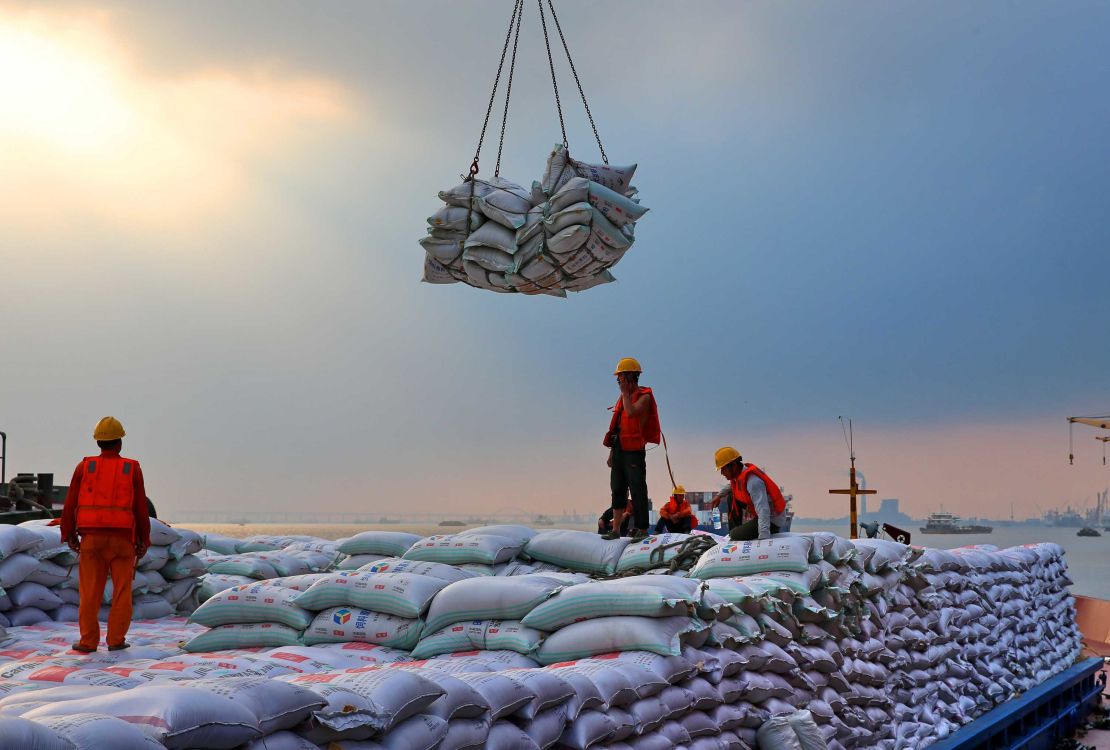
[614,357,642,375]
[672,485,686,496]
[93,416,125,441]
[714,446,742,470]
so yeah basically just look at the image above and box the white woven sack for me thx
[423,574,566,634]
[359,557,477,583]
[293,571,448,618]
[302,607,422,650]
[148,519,182,547]
[756,709,828,750]
[160,554,207,580]
[22,684,262,749]
[196,573,255,603]
[412,620,544,659]
[616,533,691,572]
[242,731,320,750]
[403,534,522,565]
[0,717,75,750]
[690,537,812,579]
[0,553,38,588]
[8,581,64,610]
[524,530,631,574]
[0,685,124,716]
[184,622,304,652]
[338,531,424,558]
[30,712,162,749]
[183,676,325,735]
[207,555,278,580]
[336,554,388,570]
[282,668,444,735]
[200,533,242,555]
[487,720,542,750]
[459,525,539,543]
[441,717,493,750]
[536,615,709,664]
[439,672,533,721]
[0,526,43,561]
[522,582,694,631]
[190,582,313,630]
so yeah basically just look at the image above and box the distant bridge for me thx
[163,509,594,525]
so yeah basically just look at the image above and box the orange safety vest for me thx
[604,386,661,451]
[77,455,138,532]
[729,463,787,520]
[662,497,697,528]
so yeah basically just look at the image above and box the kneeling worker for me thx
[655,485,696,534]
[710,447,787,541]
[61,417,151,653]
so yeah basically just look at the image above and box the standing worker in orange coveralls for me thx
[60,416,150,653]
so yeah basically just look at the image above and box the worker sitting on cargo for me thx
[654,485,697,534]
[598,500,633,536]
[61,417,151,653]
[602,357,661,542]
[709,447,787,541]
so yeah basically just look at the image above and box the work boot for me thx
[600,530,620,541]
[630,529,648,542]
[71,642,96,653]
[107,641,130,651]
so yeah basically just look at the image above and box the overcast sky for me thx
[2,1,1108,520]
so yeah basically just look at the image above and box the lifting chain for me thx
[469,0,524,179]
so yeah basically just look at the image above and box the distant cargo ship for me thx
[919,511,993,534]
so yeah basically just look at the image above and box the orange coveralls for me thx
[61,446,150,650]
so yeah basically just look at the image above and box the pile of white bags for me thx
[420,145,648,296]
[0,524,1086,750]
[0,519,206,628]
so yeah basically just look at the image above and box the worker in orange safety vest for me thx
[709,447,788,541]
[60,417,151,653]
[654,485,697,534]
[602,357,661,541]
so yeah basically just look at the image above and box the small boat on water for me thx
[919,510,993,534]
[1077,526,1102,537]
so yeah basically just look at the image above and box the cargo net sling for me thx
[419,0,649,297]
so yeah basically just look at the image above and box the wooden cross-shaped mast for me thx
[828,419,877,539]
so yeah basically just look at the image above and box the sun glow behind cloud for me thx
[0,8,351,229]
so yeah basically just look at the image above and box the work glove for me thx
[67,536,80,552]
[135,544,148,560]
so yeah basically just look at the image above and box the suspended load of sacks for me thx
[418,0,648,296]
[420,146,648,296]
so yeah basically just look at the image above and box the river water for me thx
[189,521,1110,600]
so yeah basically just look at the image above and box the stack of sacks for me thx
[334,531,422,570]
[0,520,206,629]
[194,536,339,608]
[690,534,896,750]
[420,145,648,296]
[518,576,709,666]
[865,541,1082,750]
[401,525,537,575]
[410,573,585,659]
[0,525,1087,750]
[290,563,478,652]
[185,581,317,652]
